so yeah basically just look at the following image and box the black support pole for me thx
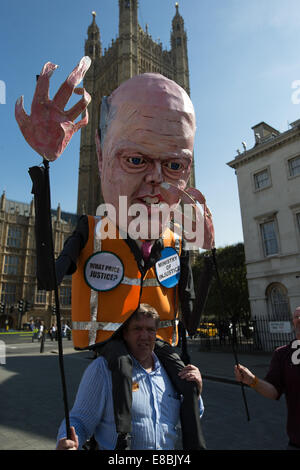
[43,159,71,439]
[211,248,250,421]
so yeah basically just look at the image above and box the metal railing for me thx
[194,316,295,353]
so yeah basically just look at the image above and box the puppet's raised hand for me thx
[160,182,215,250]
[15,56,91,161]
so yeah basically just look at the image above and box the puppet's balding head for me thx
[96,73,196,237]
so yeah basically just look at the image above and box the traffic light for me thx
[18,299,24,313]
[52,304,56,315]
[0,301,5,314]
[24,301,31,312]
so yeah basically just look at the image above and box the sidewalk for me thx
[185,340,273,385]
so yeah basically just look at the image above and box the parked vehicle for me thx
[196,322,218,337]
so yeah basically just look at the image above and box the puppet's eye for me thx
[165,161,182,170]
[127,157,146,165]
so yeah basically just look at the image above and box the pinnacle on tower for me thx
[85,11,102,59]
[172,2,184,29]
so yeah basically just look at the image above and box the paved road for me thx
[0,340,289,450]
[0,342,89,450]
[3,338,72,355]
[201,380,287,450]
[0,331,33,344]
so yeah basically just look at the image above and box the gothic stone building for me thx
[0,192,76,329]
[77,1,194,216]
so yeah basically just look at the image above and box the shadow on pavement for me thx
[0,349,89,449]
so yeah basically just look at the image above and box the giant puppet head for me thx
[95,73,197,240]
[95,73,214,249]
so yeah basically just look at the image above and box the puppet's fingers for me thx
[189,205,215,250]
[65,88,91,121]
[32,62,58,107]
[180,187,215,248]
[160,183,208,212]
[73,87,84,95]
[53,56,91,110]
[172,205,214,250]
[15,96,31,130]
[185,187,207,205]
[203,221,215,250]
[73,110,89,133]
[159,182,215,249]
[160,182,196,206]
[171,205,204,247]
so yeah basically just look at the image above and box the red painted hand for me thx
[15,56,91,161]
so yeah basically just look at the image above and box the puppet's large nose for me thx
[144,161,163,185]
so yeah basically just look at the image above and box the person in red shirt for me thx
[234,306,300,450]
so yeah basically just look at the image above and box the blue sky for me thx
[1,0,300,248]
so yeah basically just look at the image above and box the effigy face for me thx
[97,73,196,239]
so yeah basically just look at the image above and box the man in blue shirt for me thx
[56,304,204,450]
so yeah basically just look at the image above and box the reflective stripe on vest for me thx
[122,277,159,287]
[89,217,102,345]
[72,319,179,332]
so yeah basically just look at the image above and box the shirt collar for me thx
[131,352,160,374]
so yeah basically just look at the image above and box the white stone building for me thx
[227,120,300,322]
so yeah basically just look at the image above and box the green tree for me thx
[192,243,250,323]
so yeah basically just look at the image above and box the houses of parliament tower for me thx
[77,0,194,216]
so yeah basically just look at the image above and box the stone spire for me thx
[171,2,190,95]
[85,11,102,60]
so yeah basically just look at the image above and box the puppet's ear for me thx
[95,129,103,174]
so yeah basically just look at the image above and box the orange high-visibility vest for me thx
[71,216,181,349]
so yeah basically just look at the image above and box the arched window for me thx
[36,288,47,304]
[60,286,71,306]
[266,283,290,319]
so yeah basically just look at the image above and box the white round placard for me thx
[84,251,124,291]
